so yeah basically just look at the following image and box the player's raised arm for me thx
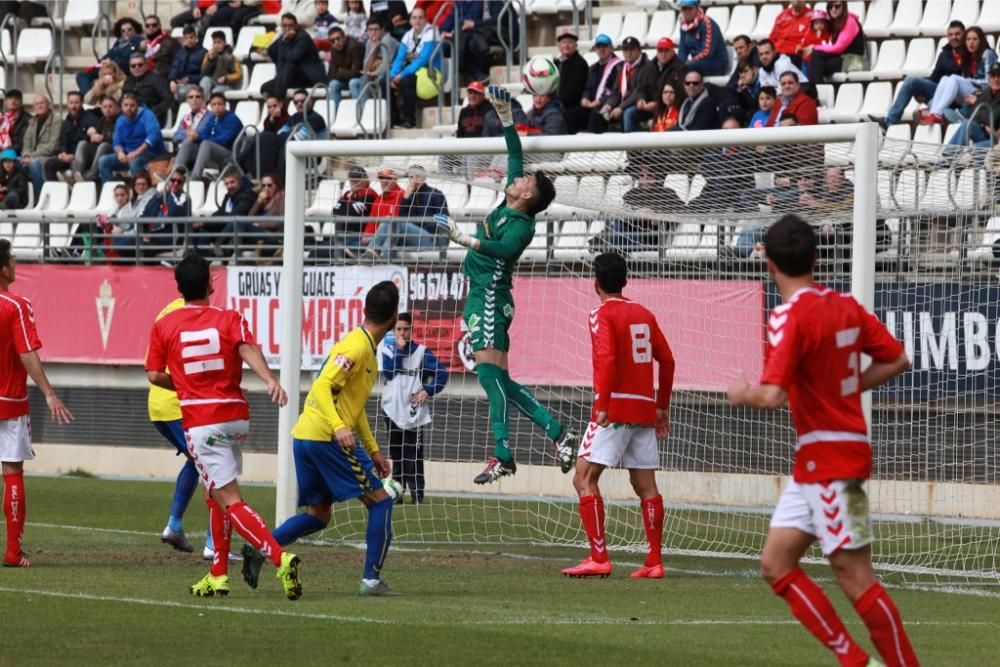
[486,85,524,183]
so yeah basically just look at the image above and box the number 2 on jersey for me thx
[630,323,652,364]
[836,326,860,396]
[180,328,224,375]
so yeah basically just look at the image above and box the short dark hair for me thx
[329,25,345,36]
[757,38,774,51]
[780,112,799,124]
[365,281,400,325]
[121,92,139,104]
[100,95,119,106]
[0,238,11,271]
[182,26,197,37]
[732,34,753,47]
[594,252,627,294]
[764,214,816,277]
[67,90,83,101]
[211,30,226,41]
[6,89,23,100]
[948,20,966,31]
[175,252,212,301]
[221,165,242,181]
[130,52,145,61]
[367,16,385,29]
[209,92,227,105]
[397,312,413,325]
[779,70,799,83]
[527,170,555,216]
[281,12,298,24]
[759,85,777,98]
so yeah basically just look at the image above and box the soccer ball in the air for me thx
[382,478,403,500]
[522,55,560,96]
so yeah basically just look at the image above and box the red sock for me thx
[227,501,284,567]
[3,472,26,561]
[578,495,608,563]
[206,499,231,577]
[640,495,664,567]
[854,582,920,667]
[772,568,869,667]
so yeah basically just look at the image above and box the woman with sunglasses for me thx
[802,1,866,85]
[76,18,143,96]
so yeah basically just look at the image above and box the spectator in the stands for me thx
[282,90,330,140]
[171,85,210,144]
[0,149,29,211]
[440,0,494,83]
[443,81,492,174]
[367,164,447,258]
[0,90,31,156]
[76,18,143,96]
[200,30,243,94]
[590,163,680,253]
[390,7,440,129]
[344,0,368,41]
[945,63,1000,153]
[98,92,166,184]
[20,95,62,198]
[124,52,174,126]
[672,71,721,131]
[174,92,243,180]
[84,60,127,106]
[372,167,405,219]
[170,27,209,102]
[687,115,758,215]
[919,27,998,126]
[237,94,287,177]
[261,13,327,97]
[191,166,255,252]
[756,39,808,91]
[144,167,191,253]
[650,83,680,132]
[750,86,776,128]
[730,35,760,75]
[171,1,260,41]
[415,0,452,31]
[74,96,119,183]
[327,26,365,109]
[769,0,812,62]
[141,14,180,79]
[371,0,409,39]
[595,36,648,134]
[228,171,286,260]
[578,34,622,134]
[110,171,161,257]
[312,0,340,40]
[871,21,966,129]
[767,70,817,126]
[283,0,320,28]
[555,31,589,134]
[327,165,377,259]
[43,91,91,184]
[352,17,400,111]
[796,9,830,72]
[526,93,568,136]
[729,60,760,118]
[676,0,729,77]
[804,1,866,84]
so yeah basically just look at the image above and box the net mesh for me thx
[293,130,999,584]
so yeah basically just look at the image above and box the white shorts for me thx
[578,421,659,469]
[0,416,34,463]
[186,419,248,491]
[770,478,873,556]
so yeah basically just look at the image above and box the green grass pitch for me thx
[0,476,997,666]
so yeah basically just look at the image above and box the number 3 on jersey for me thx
[836,326,860,397]
[181,328,224,374]
[630,323,652,364]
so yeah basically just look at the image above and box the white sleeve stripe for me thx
[0,293,32,350]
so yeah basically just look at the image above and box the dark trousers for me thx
[808,51,843,84]
[385,417,424,503]
[395,74,418,125]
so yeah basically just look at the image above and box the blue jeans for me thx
[98,152,153,184]
[328,79,347,108]
[27,158,46,197]
[944,119,992,156]
[886,76,937,125]
[368,221,440,257]
[622,105,651,133]
[735,224,765,258]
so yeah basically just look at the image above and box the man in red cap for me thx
[623,36,688,133]
[445,80,494,175]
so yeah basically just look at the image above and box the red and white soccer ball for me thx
[522,55,560,96]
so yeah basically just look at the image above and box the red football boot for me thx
[562,557,613,578]
[630,563,665,579]
[3,551,32,568]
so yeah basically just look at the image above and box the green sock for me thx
[503,371,563,441]
[477,363,512,461]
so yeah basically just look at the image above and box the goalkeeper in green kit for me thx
[436,85,579,485]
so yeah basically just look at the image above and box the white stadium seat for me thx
[826,83,863,123]
[948,0,981,30]
[704,7,729,40]
[900,38,936,79]
[980,0,1000,32]
[887,0,923,37]
[15,28,53,63]
[331,99,360,137]
[862,0,894,39]
[62,0,102,29]
[234,100,261,127]
[233,26,266,60]
[619,11,648,44]
[644,10,676,47]
[228,63,275,100]
[95,181,124,214]
[917,0,952,37]
[859,82,893,121]
[856,39,905,82]
[305,180,341,216]
[31,182,70,218]
[64,182,97,217]
[750,4,782,42]
[879,123,913,166]
[726,5,757,42]
[553,219,589,259]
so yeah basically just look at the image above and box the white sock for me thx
[362,577,381,588]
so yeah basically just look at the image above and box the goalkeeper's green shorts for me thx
[463,287,514,352]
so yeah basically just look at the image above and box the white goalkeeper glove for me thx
[486,85,513,127]
[434,213,476,249]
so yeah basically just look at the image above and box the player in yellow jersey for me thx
[241,281,400,596]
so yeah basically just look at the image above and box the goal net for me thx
[274,125,999,585]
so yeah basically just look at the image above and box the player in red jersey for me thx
[0,239,74,567]
[727,215,917,667]
[562,252,675,579]
[146,253,302,600]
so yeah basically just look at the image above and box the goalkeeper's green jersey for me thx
[461,125,535,293]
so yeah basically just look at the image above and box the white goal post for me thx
[277,122,880,525]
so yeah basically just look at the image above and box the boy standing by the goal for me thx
[563,253,674,579]
[436,85,579,485]
[146,253,302,600]
[727,215,918,667]
[0,239,74,568]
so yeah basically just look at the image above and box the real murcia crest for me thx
[96,279,116,350]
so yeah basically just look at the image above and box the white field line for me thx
[0,587,996,628]
[26,521,1000,600]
